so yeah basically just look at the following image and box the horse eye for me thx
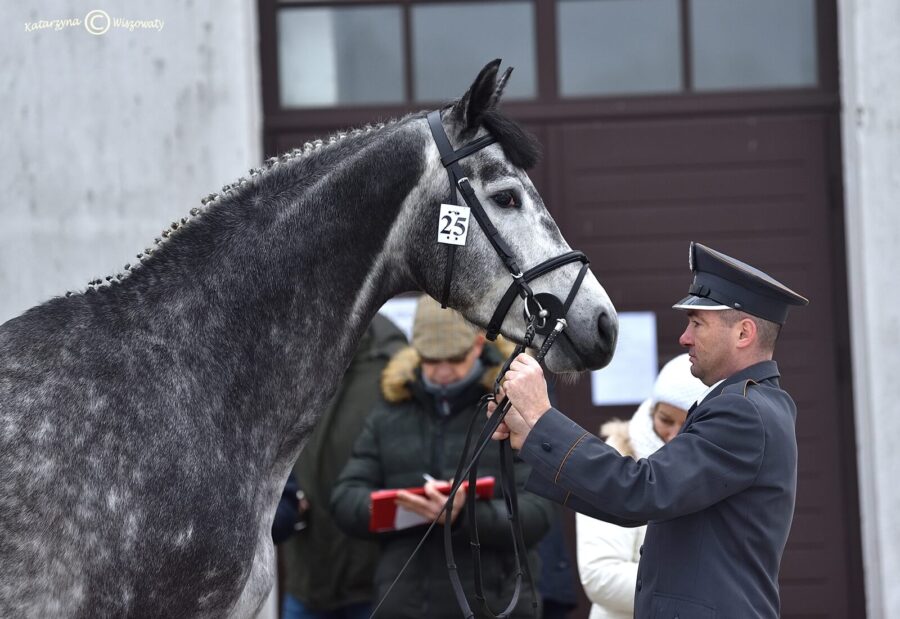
[491,191,519,209]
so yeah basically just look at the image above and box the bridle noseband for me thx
[370,110,594,619]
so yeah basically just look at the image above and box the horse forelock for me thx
[479,109,542,170]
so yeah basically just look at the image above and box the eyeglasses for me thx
[419,350,472,365]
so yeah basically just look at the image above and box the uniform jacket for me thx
[331,340,554,619]
[521,361,797,619]
[282,314,406,610]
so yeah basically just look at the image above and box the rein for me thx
[369,110,592,618]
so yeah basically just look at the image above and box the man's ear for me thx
[735,317,758,350]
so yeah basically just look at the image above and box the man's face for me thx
[420,336,485,386]
[678,310,736,386]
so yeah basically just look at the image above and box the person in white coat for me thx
[576,354,706,619]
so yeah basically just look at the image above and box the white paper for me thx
[393,505,430,530]
[591,311,658,406]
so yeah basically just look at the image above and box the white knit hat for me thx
[650,354,707,412]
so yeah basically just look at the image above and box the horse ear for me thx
[487,67,514,109]
[449,59,503,131]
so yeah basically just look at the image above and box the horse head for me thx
[404,60,617,374]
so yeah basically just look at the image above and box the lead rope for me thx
[446,319,567,619]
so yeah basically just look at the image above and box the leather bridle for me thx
[370,109,594,619]
[426,110,591,337]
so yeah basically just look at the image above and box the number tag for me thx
[437,204,470,246]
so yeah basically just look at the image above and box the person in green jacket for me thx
[280,313,407,619]
[331,296,553,618]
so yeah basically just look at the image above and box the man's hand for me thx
[487,354,552,449]
[394,480,465,526]
[504,353,552,424]
[487,392,531,450]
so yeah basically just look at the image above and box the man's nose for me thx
[679,328,691,348]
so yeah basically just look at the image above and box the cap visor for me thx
[672,295,731,311]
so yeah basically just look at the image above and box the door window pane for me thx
[412,2,536,102]
[691,0,817,91]
[278,6,404,107]
[558,0,682,97]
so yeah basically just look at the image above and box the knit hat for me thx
[650,354,707,412]
[411,296,479,360]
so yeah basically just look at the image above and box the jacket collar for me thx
[380,339,513,403]
[700,360,781,405]
[410,372,488,418]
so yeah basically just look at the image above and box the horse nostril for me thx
[597,311,614,340]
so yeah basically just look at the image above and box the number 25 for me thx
[441,213,467,237]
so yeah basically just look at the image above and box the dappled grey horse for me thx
[0,60,617,617]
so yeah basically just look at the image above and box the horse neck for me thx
[101,118,430,461]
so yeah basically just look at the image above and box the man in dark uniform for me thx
[491,242,808,618]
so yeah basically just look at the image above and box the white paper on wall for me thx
[591,311,658,406]
[378,296,419,341]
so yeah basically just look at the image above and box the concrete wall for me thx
[2,4,275,613]
[0,0,262,323]
[838,0,900,616]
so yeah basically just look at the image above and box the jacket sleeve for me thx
[465,455,553,549]
[520,398,765,522]
[576,512,639,614]
[525,471,645,527]
[329,410,385,540]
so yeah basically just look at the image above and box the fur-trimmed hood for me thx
[381,338,516,403]
[600,419,635,459]
[600,398,665,460]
